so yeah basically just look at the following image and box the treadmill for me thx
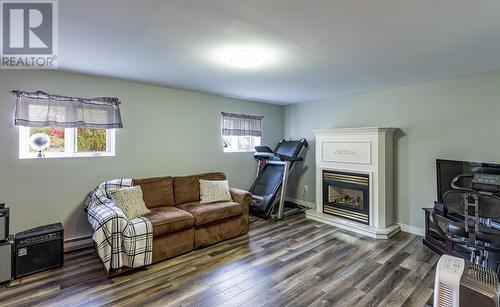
[249,138,308,220]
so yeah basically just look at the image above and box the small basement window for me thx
[19,126,115,159]
[221,112,263,153]
[223,135,261,153]
[13,90,123,159]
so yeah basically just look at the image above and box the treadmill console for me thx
[472,174,500,193]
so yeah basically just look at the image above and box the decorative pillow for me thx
[111,185,150,220]
[199,180,232,204]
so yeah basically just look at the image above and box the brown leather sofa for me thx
[132,172,251,264]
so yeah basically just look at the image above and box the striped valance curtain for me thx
[13,90,123,129]
[221,112,263,137]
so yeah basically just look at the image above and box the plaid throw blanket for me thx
[84,179,153,271]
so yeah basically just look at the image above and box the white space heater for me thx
[434,255,500,307]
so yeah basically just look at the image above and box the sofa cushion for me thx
[176,201,242,226]
[144,206,194,236]
[133,176,174,208]
[199,180,232,204]
[111,186,150,220]
[173,172,226,205]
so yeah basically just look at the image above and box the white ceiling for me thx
[60,0,500,105]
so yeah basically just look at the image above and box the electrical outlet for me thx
[302,185,308,197]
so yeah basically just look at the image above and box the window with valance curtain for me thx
[221,112,263,152]
[13,90,123,129]
[14,90,122,159]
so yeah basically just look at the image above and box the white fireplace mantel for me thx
[306,127,400,239]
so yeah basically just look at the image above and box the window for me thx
[223,135,261,153]
[19,126,115,159]
[13,90,123,159]
[221,112,263,153]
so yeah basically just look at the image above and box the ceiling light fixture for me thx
[210,45,281,70]
[227,49,260,68]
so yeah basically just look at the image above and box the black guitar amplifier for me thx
[15,223,64,278]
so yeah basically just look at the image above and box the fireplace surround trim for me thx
[306,127,401,239]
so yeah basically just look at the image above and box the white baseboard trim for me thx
[64,234,93,252]
[286,196,425,237]
[397,223,425,237]
[285,197,316,209]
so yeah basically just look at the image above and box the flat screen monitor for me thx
[436,159,500,202]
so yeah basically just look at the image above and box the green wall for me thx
[2,69,499,239]
[284,70,500,230]
[0,70,284,240]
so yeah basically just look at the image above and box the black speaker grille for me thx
[15,238,63,278]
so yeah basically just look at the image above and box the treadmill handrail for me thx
[276,153,303,162]
[254,146,274,153]
[267,160,287,166]
[254,152,275,160]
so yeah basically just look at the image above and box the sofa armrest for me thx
[230,187,252,213]
[87,202,128,232]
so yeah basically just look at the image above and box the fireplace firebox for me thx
[322,170,369,224]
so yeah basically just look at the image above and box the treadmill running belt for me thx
[252,164,284,196]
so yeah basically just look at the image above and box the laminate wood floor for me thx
[0,214,439,307]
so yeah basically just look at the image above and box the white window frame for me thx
[222,135,261,153]
[19,126,115,159]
